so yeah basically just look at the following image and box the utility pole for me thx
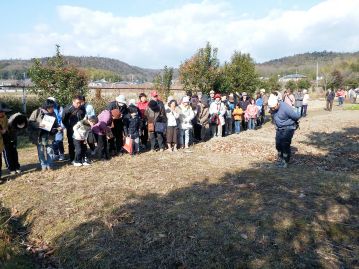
[22,72,27,114]
[316,62,319,89]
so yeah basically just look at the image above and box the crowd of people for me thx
[0,87,312,178]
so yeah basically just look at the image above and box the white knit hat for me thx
[268,94,279,108]
[115,95,126,104]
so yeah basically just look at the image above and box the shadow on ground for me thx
[50,127,359,268]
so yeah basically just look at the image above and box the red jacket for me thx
[137,101,148,118]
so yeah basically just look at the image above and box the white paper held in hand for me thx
[40,115,56,132]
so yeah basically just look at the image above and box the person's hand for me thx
[39,124,45,128]
[57,127,62,131]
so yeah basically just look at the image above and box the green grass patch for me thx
[344,103,359,110]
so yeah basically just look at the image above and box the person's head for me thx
[256,92,261,99]
[210,90,215,98]
[221,95,227,102]
[242,92,247,101]
[250,98,255,105]
[186,90,193,98]
[235,103,240,108]
[191,95,199,106]
[150,90,159,101]
[139,93,147,102]
[182,96,190,107]
[228,94,235,103]
[43,99,55,113]
[115,95,126,106]
[260,89,266,95]
[268,94,279,112]
[128,105,138,117]
[0,103,11,118]
[168,99,177,109]
[148,100,159,112]
[88,115,98,127]
[72,95,83,109]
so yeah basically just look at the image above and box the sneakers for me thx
[73,162,82,167]
[16,169,22,174]
[59,154,66,161]
[82,162,91,166]
[10,171,16,175]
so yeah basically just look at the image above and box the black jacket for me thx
[123,115,142,138]
[107,101,129,116]
[62,105,85,130]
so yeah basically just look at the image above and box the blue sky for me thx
[1,0,358,68]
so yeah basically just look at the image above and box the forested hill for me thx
[1,51,358,81]
[0,56,160,82]
[256,51,359,78]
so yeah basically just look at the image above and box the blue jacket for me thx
[272,101,300,129]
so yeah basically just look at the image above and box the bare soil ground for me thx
[0,102,358,268]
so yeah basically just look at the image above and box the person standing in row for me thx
[179,96,195,149]
[232,103,243,134]
[3,113,27,175]
[145,99,166,152]
[62,95,86,163]
[29,99,60,170]
[0,103,12,179]
[165,98,180,152]
[198,96,210,141]
[209,94,226,138]
[73,116,98,166]
[137,93,149,149]
[107,95,128,156]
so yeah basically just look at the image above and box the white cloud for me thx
[1,0,359,68]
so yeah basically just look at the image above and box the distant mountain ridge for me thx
[256,51,359,77]
[1,51,358,81]
[0,56,161,82]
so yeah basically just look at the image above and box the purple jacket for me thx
[92,110,112,135]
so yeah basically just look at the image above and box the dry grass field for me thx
[0,104,358,268]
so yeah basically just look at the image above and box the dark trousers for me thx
[67,129,75,162]
[301,105,308,116]
[326,100,333,111]
[275,128,295,163]
[140,124,148,146]
[225,118,233,135]
[53,140,64,156]
[242,119,248,131]
[0,153,2,178]
[166,126,178,144]
[74,139,87,163]
[94,134,109,159]
[149,132,164,150]
[3,140,20,172]
[109,120,123,153]
[193,123,202,141]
